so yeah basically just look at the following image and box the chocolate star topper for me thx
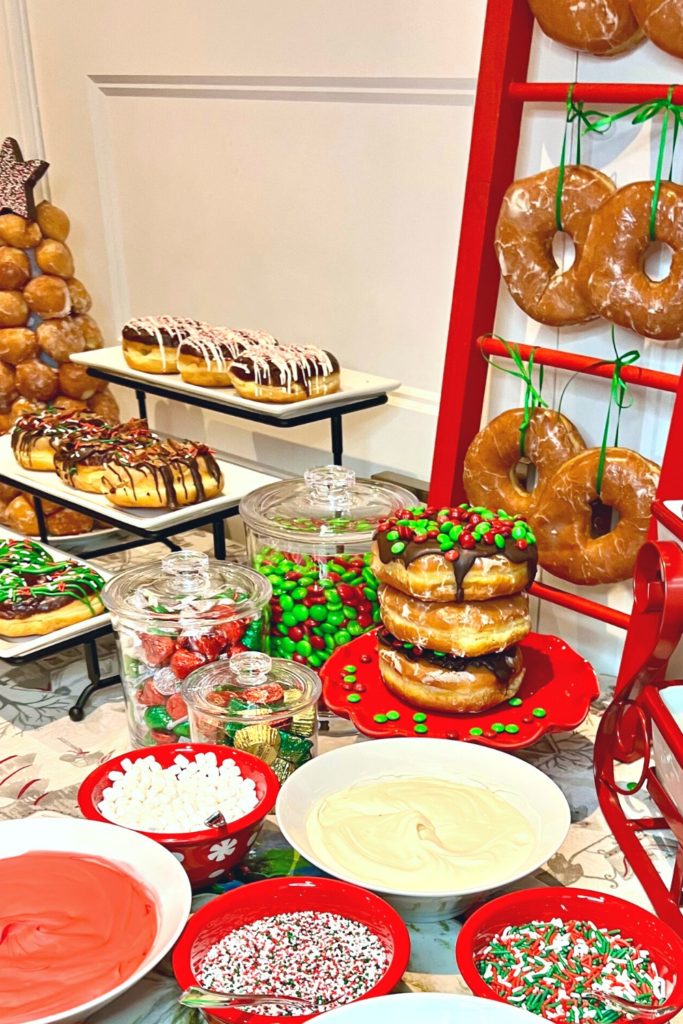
[0,137,48,220]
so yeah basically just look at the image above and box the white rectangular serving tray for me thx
[0,434,280,531]
[0,527,112,659]
[71,347,401,419]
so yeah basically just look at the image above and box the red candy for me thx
[166,693,188,720]
[140,634,174,667]
[241,683,285,705]
[170,648,205,680]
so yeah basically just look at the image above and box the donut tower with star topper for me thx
[369,504,538,715]
[0,137,120,537]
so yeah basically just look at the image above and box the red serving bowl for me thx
[78,743,279,889]
[456,887,683,1023]
[172,875,411,1024]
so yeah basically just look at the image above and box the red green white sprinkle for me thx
[476,918,667,1023]
[197,910,388,1015]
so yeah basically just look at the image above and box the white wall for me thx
[1,1,679,673]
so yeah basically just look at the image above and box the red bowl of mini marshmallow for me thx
[78,743,279,889]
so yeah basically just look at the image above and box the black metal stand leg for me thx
[331,414,343,465]
[69,639,121,722]
[135,389,148,419]
[212,516,227,560]
[34,497,49,541]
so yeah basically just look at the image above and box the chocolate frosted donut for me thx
[0,537,105,636]
[53,419,156,493]
[121,315,206,373]
[12,409,108,471]
[177,326,277,387]
[102,438,224,509]
[371,504,538,602]
[229,344,341,403]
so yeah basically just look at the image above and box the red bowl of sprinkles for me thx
[456,887,683,1023]
[172,875,411,1023]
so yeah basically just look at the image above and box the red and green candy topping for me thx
[375,504,536,559]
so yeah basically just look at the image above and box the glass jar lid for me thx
[239,465,417,546]
[102,549,272,629]
[183,650,321,722]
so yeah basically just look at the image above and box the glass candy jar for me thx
[103,550,271,747]
[183,651,321,781]
[239,466,417,675]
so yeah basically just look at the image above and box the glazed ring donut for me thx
[58,362,104,400]
[527,0,642,54]
[463,408,586,519]
[495,165,616,326]
[530,447,660,585]
[377,629,525,713]
[15,360,59,402]
[37,319,85,363]
[0,291,29,328]
[229,345,340,403]
[35,201,69,242]
[101,439,224,508]
[630,0,683,57]
[0,247,31,290]
[379,584,531,657]
[0,327,37,365]
[371,504,538,602]
[23,275,71,319]
[580,181,683,341]
[0,214,41,249]
[12,410,107,471]
[35,239,74,279]
[54,420,156,493]
[177,327,263,387]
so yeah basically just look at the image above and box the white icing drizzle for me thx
[123,315,207,369]
[231,344,335,393]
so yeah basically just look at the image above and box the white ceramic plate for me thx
[0,527,111,659]
[0,434,280,530]
[321,993,539,1023]
[0,815,191,1024]
[276,737,570,922]
[71,347,401,418]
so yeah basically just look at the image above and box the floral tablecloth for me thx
[0,532,679,1023]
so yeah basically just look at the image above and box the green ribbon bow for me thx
[556,84,605,231]
[595,334,640,495]
[482,336,547,455]
[583,86,682,239]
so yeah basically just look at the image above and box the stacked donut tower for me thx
[370,504,538,715]
[0,137,119,536]
[528,0,683,60]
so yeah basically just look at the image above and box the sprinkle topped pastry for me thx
[11,409,108,471]
[0,537,105,635]
[101,438,224,510]
[372,504,538,602]
[229,344,341,404]
[53,418,157,493]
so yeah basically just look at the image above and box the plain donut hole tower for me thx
[370,505,538,715]
[0,137,120,536]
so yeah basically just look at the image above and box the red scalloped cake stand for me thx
[322,629,599,750]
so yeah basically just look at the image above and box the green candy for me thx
[438,536,453,551]
[481,510,495,521]
[469,726,483,736]
[511,524,527,541]
[325,635,336,651]
[277,623,289,635]
[335,629,351,646]
[173,721,191,738]
[346,693,361,703]
[143,706,171,730]
[505,723,520,734]
[386,530,399,542]
[527,532,537,545]
[280,596,294,612]
[327,592,343,607]
[343,605,358,619]
[281,579,297,591]
[292,586,308,601]
[343,664,357,672]
[532,707,547,718]
[348,622,363,637]
[373,714,388,724]
[309,605,327,622]
[494,534,505,549]
[342,674,357,683]
[296,639,312,657]
[362,568,377,585]
[363,587,377,601]
[413,712,427,723]
[320,622,336,635]
[281,637,296,654]
[386,710,401,721]
[372,608,382,622]
[449,524,463,540]
[491,723,505,733]
[327,610,345,626]
[390,541,406,555]
[293,605,309,623]
[279,732,313,763]
[299,576,316,587]
[508,697,523,707]
[308,653,324,668]
[414,724,428,734]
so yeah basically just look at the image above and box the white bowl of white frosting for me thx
[276,737,569,921]
[319,993,540,1023]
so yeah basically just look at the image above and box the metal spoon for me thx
[178,985,311,1011]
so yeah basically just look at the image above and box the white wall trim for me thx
[2,0,47,176]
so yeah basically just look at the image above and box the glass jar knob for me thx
[161,549,210,592]
[304,465,355,508]
[231,651,272,686]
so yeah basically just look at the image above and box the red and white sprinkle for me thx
[197,911,388,1016]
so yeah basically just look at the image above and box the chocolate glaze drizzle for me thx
[122,316,205,349]
[378,627,519,683]
[374,504,538,602]
[0,539,104,619]
[53,419,156,482]
[103,439,223,509]
[12,410,107,461]
[230,345,339,395]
